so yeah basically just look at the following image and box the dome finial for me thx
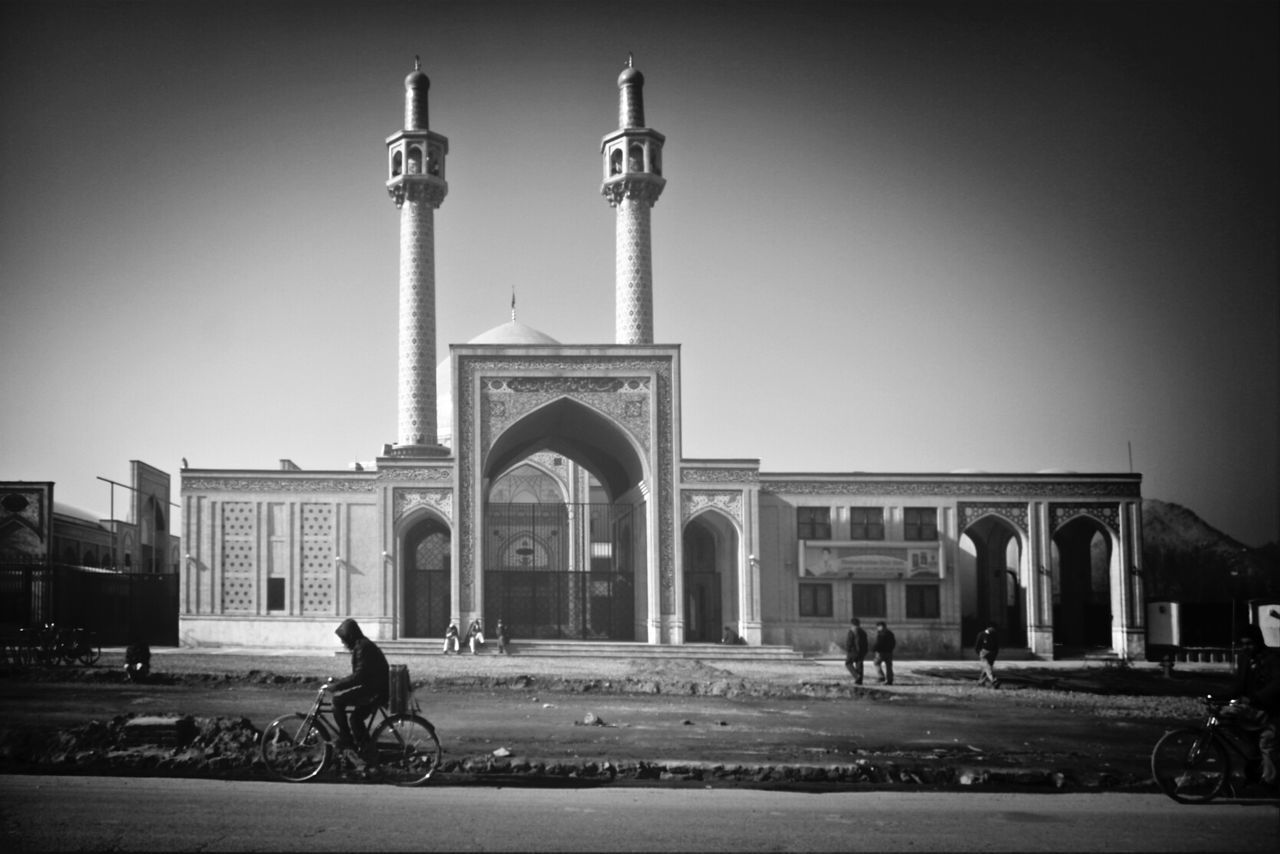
[414,55,421,71]
[510,287,517,322]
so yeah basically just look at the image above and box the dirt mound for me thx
[624,659,735,681]
[0,714,263,777]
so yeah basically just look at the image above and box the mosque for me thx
[179,60,1146,659]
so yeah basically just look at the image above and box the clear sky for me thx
[1,1,1276,546]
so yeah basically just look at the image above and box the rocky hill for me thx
[1142,498,1279,602]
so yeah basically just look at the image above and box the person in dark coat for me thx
[1226,623,1280,784]
[975,623,1001,688]
[872,621,896,685]
[844,618,868,684]
[327,618,390,754]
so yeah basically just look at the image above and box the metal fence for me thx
[0,562,178,646]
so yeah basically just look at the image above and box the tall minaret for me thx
[386,58,449,454]
[601,56,666,345]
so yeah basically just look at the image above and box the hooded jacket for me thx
[332,618,390,701]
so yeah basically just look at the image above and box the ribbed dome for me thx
[435,320,561,447]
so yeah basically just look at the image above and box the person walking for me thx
[495,619,511,655]
[872,621,896,685]
[442,621,460,654]
[844,617,868,685]
[975,622,1001,688]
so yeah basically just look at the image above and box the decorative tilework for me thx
[1050,503,1120,536]
[681,468,760,485]
[615,198,653,345]
[681,490,745,527]
[393,488,454,523]
[185,478,376,493]
[760,479,1140,498]
[398,201,439,446]
[300,503,335,614]
[958,502,1029,535]
[455,353,677,614]
[220,502,256,613]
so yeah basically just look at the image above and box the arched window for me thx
[610,149,623,175]
[627,143,644,173]
[407,145,423,174]
[427,146,442,176]
[392,150,403,177]
[652,148,662,175]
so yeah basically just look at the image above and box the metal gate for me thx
[403,520,451,639]
[483,502,637,640]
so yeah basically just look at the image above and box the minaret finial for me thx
[627,52,633,68]
[415,55,421,71]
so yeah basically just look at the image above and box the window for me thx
[797,507,832,540]
[906,584,940,619]
[849,507,885,540]
[799,583,833,618]
[904,507,938,541]
[851,583,886,618]
[267,577,285,611]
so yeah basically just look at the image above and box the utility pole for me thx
[96,477,180,573]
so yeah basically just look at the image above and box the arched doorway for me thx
[1052,517,1113,651]
[683,512,739,643]
[402,516,451,638]
[481,397,647,641]
[960,516,1026,648]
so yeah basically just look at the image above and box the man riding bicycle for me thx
[1224,623,1280,785]
[326,618,390,761]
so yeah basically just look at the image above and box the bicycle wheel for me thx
[371,714,441,786]
[1151,727,1229,803]
[76,640,101,666]
[260,713,332,782]
[75,645,99,670]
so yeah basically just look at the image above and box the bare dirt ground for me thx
[0,650,1256,791]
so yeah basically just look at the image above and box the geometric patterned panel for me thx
[220,502,257,614]
[300,503,335,615]
[615,198,654,345]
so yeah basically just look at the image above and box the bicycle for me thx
[260,678,442,786]
[1150,695,1273,803]
[55,626,100,666]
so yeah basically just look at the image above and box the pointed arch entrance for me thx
[960,515,1026,648]
[682,510,739,643]
[480,396,648,641]
[401,515,451,638]
[1051,516,1114,651]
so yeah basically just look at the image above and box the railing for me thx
[0,563,178,646]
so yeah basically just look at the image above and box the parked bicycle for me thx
[54,625,100,666]
[1150,694,1274,803]
[260,678,441,786]
[11,623,99,666]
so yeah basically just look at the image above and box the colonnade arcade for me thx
[957,498,1143,657]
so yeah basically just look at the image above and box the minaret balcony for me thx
[601,173,665,208]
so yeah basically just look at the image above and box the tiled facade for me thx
[177,61,1146,658]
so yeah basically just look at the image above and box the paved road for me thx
[1,775,1274,852]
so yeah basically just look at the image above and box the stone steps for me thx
[376,639,805,661]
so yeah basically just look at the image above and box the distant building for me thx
[180,61,1145,658]
[0,461,179,573]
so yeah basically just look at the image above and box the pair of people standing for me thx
[845,619,895,685]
